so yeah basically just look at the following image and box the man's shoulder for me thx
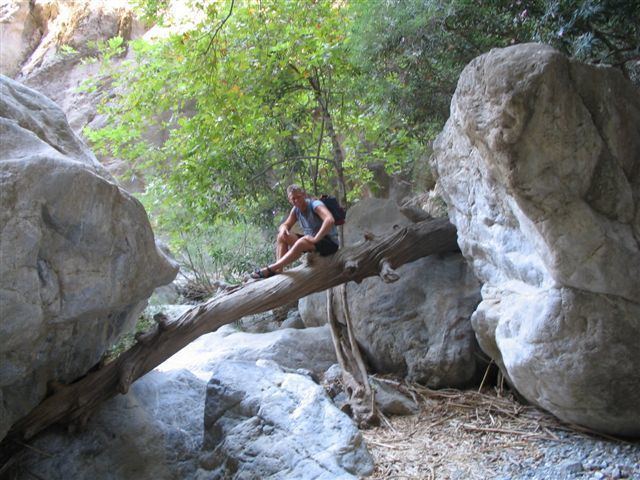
[310,198,324,209]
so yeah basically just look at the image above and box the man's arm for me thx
[310,203,335,243]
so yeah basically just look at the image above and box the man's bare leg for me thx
[267,236,314,274]
[276,231,298,261]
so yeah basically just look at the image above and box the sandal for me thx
[249,266,277,280]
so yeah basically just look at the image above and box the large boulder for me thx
[0,75,178,441]
[300,198,483,388]
[431,43,640,436]
[198,359,374,479]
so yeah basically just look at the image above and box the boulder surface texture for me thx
[198,359,374,479]
[431,43,640,436]
[13,325,342,479]
[0,75,178,441]
[300,198,482,388]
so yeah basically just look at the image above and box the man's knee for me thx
[293,237,313,253]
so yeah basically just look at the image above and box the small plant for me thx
[105,310,156,362]
[59,44,79,57]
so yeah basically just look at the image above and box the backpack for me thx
[320,194,346,225]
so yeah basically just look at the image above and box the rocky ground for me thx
[363,380,640,480]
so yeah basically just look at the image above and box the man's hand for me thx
[277,225,290,242]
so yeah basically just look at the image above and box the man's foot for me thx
[249,266,277,280]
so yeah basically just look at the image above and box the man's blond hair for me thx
[286,184,305,196]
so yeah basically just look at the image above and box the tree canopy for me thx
[84,0,638,280]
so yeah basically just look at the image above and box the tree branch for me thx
[203,0,235,57]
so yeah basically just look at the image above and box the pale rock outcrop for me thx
[158,324,338,379]
[13,324,359,479]
[431,43,640,436]
[0,75,178,440]
[1,1,143,130]
[197,359,374,479]
[1,1,148,189]
[300,198,483,388]
[0,0,43,78]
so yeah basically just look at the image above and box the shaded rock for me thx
[300,198,482,388]
[235,303,299,333]
[11,323,345,479]
[12,369,205,480]
[431,43,640,435]
[281,309,305,329]
[197,359,374,479]
[371,378,419,416]
[0,75,178,440]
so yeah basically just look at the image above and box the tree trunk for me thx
[326,285,378,428]
[308,71,347,208]
[0,217,459,464]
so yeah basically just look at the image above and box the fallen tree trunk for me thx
[0,217,459,463]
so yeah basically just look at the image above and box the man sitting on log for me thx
[250,184,339,279]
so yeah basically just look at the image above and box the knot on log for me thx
[363,231,376,241]
[135,325,159,345]
[344,259,359,274]
[379,259,400,283]
[154,313,169,331]
[47,380,67,396]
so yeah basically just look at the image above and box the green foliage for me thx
[86,1,417,226]
[84,0,637,288]
[105,311,155,362]
[130,0,170,26]
[348,0,532,136]
[59,44,79,57]
[528,0,640,80]
[348,0,639,139]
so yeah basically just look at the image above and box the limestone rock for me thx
[431,43,640,436]
[0,0,44,78]
[0,0,149,190]
[159,325,338,380]
[0,75,178,441]
[198,359,374,479]
[11,369,205,480]
[11,325,344,479]
[300,198,483,388]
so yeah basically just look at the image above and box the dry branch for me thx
[0,217,459,464]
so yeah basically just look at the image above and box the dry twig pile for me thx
[363,381,617,480]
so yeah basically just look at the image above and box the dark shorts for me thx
[298,235,339,256]
[316,236,339,256]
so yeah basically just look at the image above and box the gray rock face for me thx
[0,75,178,440]
[12,320,350,479]
[300,198,482,388]
[431,43,640,436]
[13,369,206,480]
[198,359,374,480]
